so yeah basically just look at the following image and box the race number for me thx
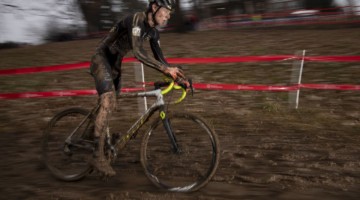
[132,26,141,37]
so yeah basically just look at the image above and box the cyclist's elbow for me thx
[133,50,144,61]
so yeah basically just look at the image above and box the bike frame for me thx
[118,89,169,147]
[66,81,185,156]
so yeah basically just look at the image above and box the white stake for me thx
[134,62,147,115]
[289,50,306,109]
[295,50,306,109]
[141,63,148,111]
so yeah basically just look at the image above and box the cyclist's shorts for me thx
[90,54,114,96]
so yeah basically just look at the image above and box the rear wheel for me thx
[42,108,95,181]
[140,112,220,192]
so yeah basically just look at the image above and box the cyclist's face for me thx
[153,6,171,27]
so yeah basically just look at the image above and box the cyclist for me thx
[89,0,189,177]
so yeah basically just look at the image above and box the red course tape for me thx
[300,84,360,90]
[1,55,360,76]
[0,88,144,99]
[304,56,360,62]
[0,58,135,76]
[193,83,299,91]
[1,83,360,99]
[0,62,89,76]
[1,55,359,99]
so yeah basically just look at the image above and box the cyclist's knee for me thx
[100,91,116,112]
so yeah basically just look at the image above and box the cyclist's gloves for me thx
[164,66,185,80]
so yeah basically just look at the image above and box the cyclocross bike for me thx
[42,79,220,192]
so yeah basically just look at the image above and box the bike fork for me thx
[160,110,181,154]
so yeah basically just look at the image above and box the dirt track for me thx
[0,28,360,199]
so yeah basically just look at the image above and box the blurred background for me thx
[0,0,359,47]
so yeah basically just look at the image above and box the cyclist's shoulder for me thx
[116,12,146,27]
[134,12,146,20]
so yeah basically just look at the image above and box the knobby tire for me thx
[42,108,94,181]
[140,112,220,192]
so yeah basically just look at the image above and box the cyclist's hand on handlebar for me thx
[164,66,185,80]
[176,77,191,90]
[176,78,195,97]
[163,66,193,94]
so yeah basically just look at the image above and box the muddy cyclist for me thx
[89,0,190,177]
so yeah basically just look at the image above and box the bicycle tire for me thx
[140,112,220,192]
[42,107,94,181]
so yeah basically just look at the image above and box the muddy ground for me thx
[0,27,359,199]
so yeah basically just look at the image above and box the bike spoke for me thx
[141,112,219,192]
[43,108,94,181]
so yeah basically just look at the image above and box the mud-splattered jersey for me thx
[95,12,169,73]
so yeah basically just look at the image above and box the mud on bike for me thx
[42,79,220,192]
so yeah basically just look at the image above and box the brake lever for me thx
[189,79,194,96]
[175,77,194,96]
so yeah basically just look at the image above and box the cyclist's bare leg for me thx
[91,91,116,177]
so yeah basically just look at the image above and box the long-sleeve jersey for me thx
[95,12,170,75]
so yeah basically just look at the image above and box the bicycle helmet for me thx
[148,0,176,11]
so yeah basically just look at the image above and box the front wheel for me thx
[42,108,95,181]
[140,112,220,192]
